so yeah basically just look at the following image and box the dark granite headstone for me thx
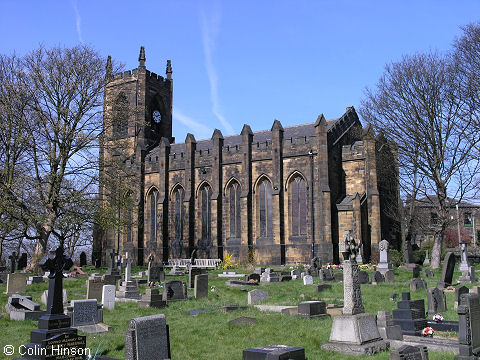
[409,278,427,291]
[438,252,456,288]
[243,345,305,360]
[390,345,427,360]
[125,314,170,360]
[316,284,332,292]
[427,287,447,316]
[188,267,202,289]
[392,292,427,336]
[297,301,327,318]
[71,299,98,326]
[247,273,260,282]
[194,274,208,299]
[149,265,165,282]
[358,271,369,284]
[18,253,28,270]
[162,280,187,301]
[79,252,87,267]
[319,269,334,282]
[455,286,470,310]
[456,293,480,360]
[371,271,384,284]
[138,288,166,308]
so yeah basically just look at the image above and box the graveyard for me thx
[0,248,475,359]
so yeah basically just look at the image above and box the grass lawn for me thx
[0,264,471,360]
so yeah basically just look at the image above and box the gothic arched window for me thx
[290,176,307,236]
[149,189,158,243]
[201,185,212,243]
[174,187,184,241]
[258,178,273,237]
[113,93,128,138]
[228,182,241,239]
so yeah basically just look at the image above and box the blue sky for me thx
[1,1,479,142]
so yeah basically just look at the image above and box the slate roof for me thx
[412,196,480,209]
[169,119,340,154]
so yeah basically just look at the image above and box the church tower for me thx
[96,47,173,265]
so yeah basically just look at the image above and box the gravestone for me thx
[247,273,260,282]
[455,286,470,311]
[371,271,384,284]
[308,256,321,276]
[5,272,27,294]
[316,284,332,292]
[149,265,165,283]
[146,253,154,282]
[459,241,470,272]
[260,268,279,283]
[5,294,46,321]
[427,287,447,316]
[254,267,265,275]
[79,251,87,267]
[377,239,393,275]
[422,269,434,277]
[322,230,387,355]
[390,345,428,360]
[163,280,187,301]
[358,271,369,284]
[227,316,256,325]
[410,278,427,291]
[103,250,122,286]
[188,267,202,289]
[248,289,268,305]
[17,253,28,270]
[138,288,166,308]
[392,292,427,336]
[412,265,421,279]
[194,274,208,299]
[376,310,403,340]
[41,289,67,305]
[125,314,171,360]
[116,252,140,300]
[423,249,430,266]
[303,275,313,285]
[27,276,44,285]
[17,246,87,359]
[384,270,395,283]
[86,278,104,302]
[455,293,480,360]
[459,266,476,284]
[70,299,98,326]
[438,252,456,288]
[319,268,334,282]
[102,285,116,311]
[291,269,301,278]
[243,345,305,360]
[297,301,327,318]
[8,251,17,273]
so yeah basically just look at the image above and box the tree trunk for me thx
[431,232,443,269]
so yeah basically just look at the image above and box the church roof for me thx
[166,106,358,154]
[169,118,339,154]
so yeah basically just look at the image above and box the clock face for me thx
[153,110,162,124]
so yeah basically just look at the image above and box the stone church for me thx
[94,47,401,266]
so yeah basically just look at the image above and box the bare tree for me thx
[360,51,480,268]
[0,45,113,269]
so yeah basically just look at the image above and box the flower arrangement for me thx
[433,313,444,323]
[422,327,434,337]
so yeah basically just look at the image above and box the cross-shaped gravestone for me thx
[9,252,17,273]
[339,230,364,315]
[39,246,73,315]
[147,254,154,282]
[125,252,132,282]
[108,249,117,270]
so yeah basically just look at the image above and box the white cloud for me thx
[173,107,213,140]
[71,0,83,43]
[200,7,235,135]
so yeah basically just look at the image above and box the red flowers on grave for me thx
[422,327,434,337]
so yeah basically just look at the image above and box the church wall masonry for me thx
[95,47,400,266]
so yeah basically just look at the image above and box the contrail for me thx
[173,107,213,140]
[200,8,235,135]
[72,0,83,43]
